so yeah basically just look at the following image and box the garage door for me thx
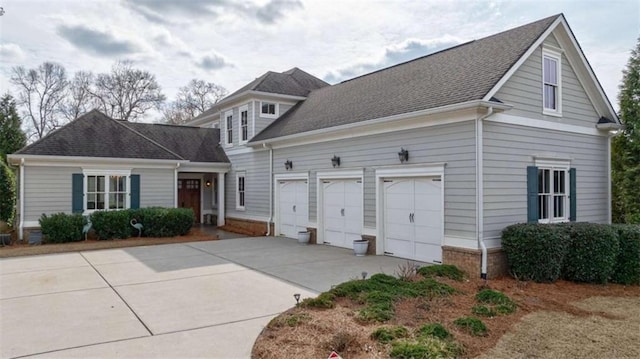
[384,177,442,263]
[278,180,308,238]
[322,179,362,249]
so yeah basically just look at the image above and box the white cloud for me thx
[0,43,26,62]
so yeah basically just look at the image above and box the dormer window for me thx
[542,48,562,116]
[260,102,278,118]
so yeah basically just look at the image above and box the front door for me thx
[178,179,201,223]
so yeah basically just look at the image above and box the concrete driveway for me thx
[0,236,418,358]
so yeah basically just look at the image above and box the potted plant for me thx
[353,239,369,256]
[297,231,310,244]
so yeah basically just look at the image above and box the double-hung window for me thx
[84,171,130,212]
[240,106,248,143]
[225,111,233,146]
[542,48,561,116]
[527,159,575,223]
[236,172,246,210]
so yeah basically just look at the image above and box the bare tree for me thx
[163,79,227,124]
[63,71,95,121]
[10,62,68,140]
[90,61,166,122]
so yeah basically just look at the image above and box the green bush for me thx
[562,223,619,284]
[611,224,640,285]
[91,210,131,240]
[129,207,193,237]
[453,317,487,336]
[371,326,409,344]
[501,223,570,282]
[300,292,336,309]
[390,338,462,359]
[39,213,84,243]
[417,323,451,340]
[0,161,16,224]
[417,264,465,281]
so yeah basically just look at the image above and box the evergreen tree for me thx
[0,93,27,163]
[612,37,640,224]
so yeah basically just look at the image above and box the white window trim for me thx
[534,158,569,224]
[236,171,246,211]
[239,104,249,145]
[224,110,233,148]
[259,101,279,119]
[542,47,562,117]
[82,169,132,214]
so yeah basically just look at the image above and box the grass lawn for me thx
[252,265,640,359]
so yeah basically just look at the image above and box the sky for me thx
[0,0,638,122]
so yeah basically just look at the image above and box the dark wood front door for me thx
[178,179,201,223]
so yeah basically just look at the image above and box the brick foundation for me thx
[442,246,508,279]
[361,235,377,255]
[222,217,269,236]
[306,227,317,244]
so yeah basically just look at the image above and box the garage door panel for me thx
[322,179,362,249]
[387,237,413,258]
[278,180,308,238]
[415,242,442,263]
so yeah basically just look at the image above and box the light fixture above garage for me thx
[284,160,293,170]
[331,155,341,168]
[398,148,409,163]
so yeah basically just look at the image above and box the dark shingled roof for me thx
[251,15,560,142]
[15,110,229,163]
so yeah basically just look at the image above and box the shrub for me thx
[475,289,517,314]
[611,224,640,285]
[417,323,451,340]
[371,326,409,344]
[130,207,193,237]
[91,210,131,240]
[417,264,465,281]
[300,292,336,309]
[0,161,16,224]
[453,317,487,336]
[501,223,569,282]
[390,338,462,359]
[562,223,619,284]
[471,305,496,317]
[39,213,84,243]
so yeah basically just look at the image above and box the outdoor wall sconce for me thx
[205,180,212,187]
[398,148,409,163]
[284,160,293,170]
[331,155,341,168]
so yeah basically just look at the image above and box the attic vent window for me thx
[260,102,277,118]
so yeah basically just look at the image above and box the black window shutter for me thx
[72,174,84,213]
[527,166,538,223]
[569,168,576,221]
[130,174,140,209]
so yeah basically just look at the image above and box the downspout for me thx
[607,130,622,223]
[263,143,273,235]
[174,162,180,208]
[477,107,494,280]
[18,158,25,241]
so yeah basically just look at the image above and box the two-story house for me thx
[9,14,620,278]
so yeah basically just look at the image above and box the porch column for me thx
[217,172,225,226]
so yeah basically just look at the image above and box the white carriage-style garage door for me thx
[322,179,363,249]
[277,180,308,238]
[383,177,443,263]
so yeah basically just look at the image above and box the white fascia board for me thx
[216,90,305,110]
[250,100,511,149]
[483,16,563,102]
[487,113,609,136]
[178,162,231,173]
[7,154,187,168]
[185,112,219,127]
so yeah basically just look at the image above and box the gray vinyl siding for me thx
[222,101,296,146]
[23,166,80,222]
[225,150,271,219]
[494,36,598,128]
[272,120,477,239]
[132,168,174,208]
[254,102,294,136]
[483,121,608,239]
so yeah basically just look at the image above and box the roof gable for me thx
[251,15,560,142]
[14,110,229,163]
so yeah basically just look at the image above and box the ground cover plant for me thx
[253,264,640,359]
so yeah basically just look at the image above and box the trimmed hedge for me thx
[501,223,569,282]
[611,224,640,285]
[561,223,619,284]
[37,207,194,242]
[502,222,637,285]
[0,161,16,224]
[39,213,84,243]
